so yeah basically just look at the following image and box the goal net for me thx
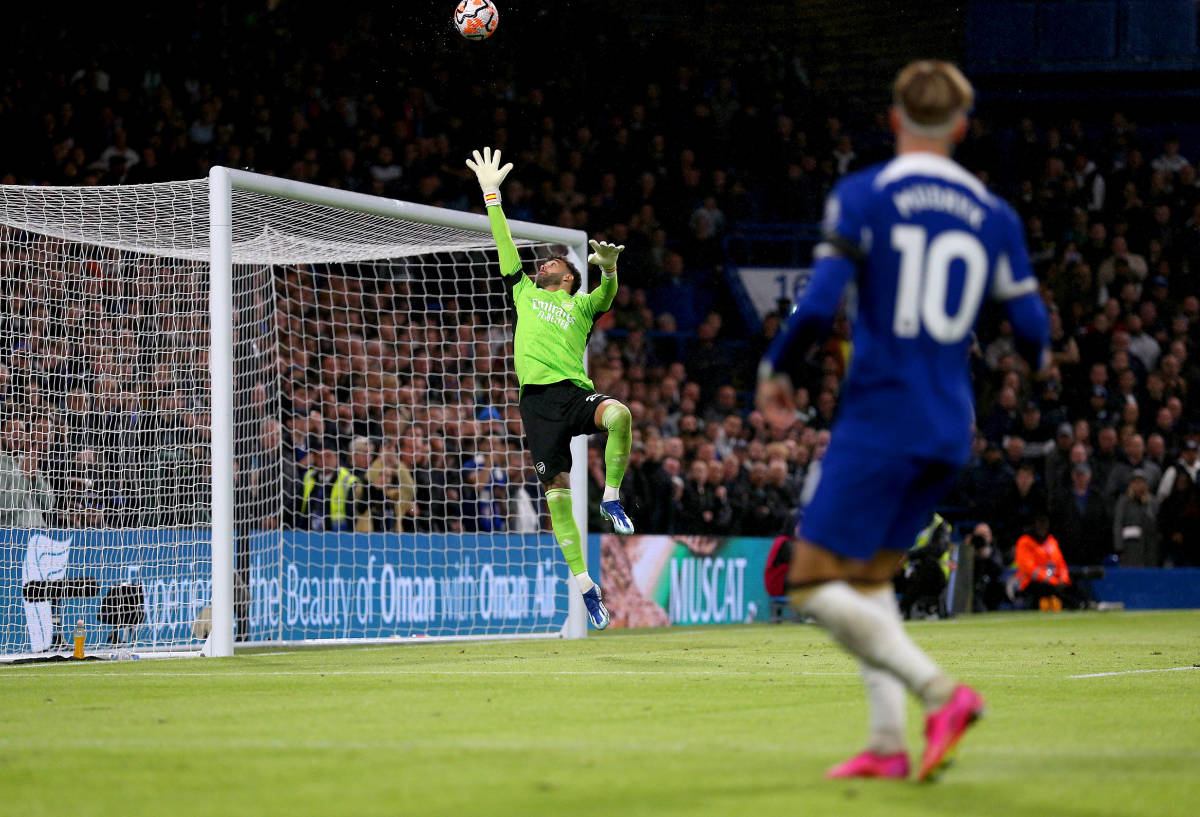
[0,169,590,661]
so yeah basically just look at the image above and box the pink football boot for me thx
[825,751,910,780]
[917,684,986,782]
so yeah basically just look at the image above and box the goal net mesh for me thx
[0,179,574,659]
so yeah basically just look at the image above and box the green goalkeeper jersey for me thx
[487,206,617,394]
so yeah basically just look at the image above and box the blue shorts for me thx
[799,440,959,561]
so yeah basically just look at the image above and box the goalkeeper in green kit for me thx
[466,146,633,629]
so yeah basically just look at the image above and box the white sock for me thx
[574,572,595,594]
[602,486,621,503]
[799,580,953,710]
[858,584,908,755]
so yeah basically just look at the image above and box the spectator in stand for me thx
[982,386,1019,442]
[410,435,450,532]
[506,450,541,534]
[1044,423,1076,490]
[1112,470,1159,566]
[1158,461,1200,567]
[1091,426,1121,491]
[586,446,608,533]
[1124,314,1161,373]
[1097,236,1148,300]
[680,459,731,534]
[648,455,683,533]
[620,441,654,529]
[298,449,343,532]
[1017,401,1053,462]
[737,460,788,536]
[467,460,508,533]
[1158,439,1200,503]
[0,419,55,528]
[765,456,796,512]
[1152,136,1190,177]
[1050,462,1111,566]
[702,384,739,426]
[1146,432,1168,472]
[1049,310,1081,373]
[957,440,1013,522]
[362,440,403,533]
[1104,433,1162,503]
[1002,435,1028,472]
[993,462,1047,555]
[345,436,374,532]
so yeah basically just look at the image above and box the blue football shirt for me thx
[764,152,1050,465]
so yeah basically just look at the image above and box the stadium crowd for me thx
[1,7,1198,572]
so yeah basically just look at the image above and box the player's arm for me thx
[582,239,624,316]
[756,188,861,430]
[465,147,521,277]
[758,249,856,382]
[993,206,1051,372]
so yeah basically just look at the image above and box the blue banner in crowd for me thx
[1,528,213,654]
[244,531,570,641]
[1,529,575,654]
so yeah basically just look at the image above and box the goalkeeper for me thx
[466,146,634,630]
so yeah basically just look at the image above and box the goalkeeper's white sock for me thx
[602,486,621,503]
[858,584,908,755]
[574,572,595,594]
[797,580,954,710]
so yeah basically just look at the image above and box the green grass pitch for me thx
[2,611,1197,816]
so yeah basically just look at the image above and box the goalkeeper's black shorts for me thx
[518,380,612,483]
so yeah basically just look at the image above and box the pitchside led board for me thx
[596,534,775,628]
[1,529,596,652]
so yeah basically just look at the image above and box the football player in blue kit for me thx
[757,60,1050,781]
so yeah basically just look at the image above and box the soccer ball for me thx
[454,0,499,41]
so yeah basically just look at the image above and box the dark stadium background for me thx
[1,0,1197,569]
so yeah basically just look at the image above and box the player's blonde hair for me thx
[892,60,974,139]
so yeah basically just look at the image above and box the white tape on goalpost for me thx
[0,168,589,661]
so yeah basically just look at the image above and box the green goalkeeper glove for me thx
[465,147,513,207]
[587,239,625,273]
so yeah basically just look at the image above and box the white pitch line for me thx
[0,669,772,679]
[1068,666,1199,679]
[1,735,1196,762]
[0,667,1030,680]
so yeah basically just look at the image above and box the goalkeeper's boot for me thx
[917,684,985,782]
[600,500,635,535]
[825,751,910,780]
[581,585,611,630]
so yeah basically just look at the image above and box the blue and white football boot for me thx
[581,585,611,630]
[600,500,635,535]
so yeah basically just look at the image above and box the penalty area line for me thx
[1068,666,1199,679]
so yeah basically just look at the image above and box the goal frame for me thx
[207,166,591,656]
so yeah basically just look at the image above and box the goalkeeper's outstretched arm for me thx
[465,147,521,277]
[583,238,624,315]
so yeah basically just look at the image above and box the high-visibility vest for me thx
[913,513,952,580]
[301,467,359,523]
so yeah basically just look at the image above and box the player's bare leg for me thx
[849,553,987,782]
[593,398,634,534]
[786,540,980,780]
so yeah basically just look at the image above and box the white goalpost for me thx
[0,167,590,661]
